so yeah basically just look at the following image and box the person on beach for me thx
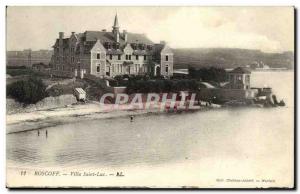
[45,130,48,138]
[130,116,134,122]
[37,130,40,136]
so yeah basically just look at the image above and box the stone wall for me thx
[198,88,257,102]
[7,94,77,114]
[51,70,74,78]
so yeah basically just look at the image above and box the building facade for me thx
[51,14,174,78]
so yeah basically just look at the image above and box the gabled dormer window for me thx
[131,43,137,50]
[97,53,100,59]
[104,42,109,49]
[165,55,169,61]
[106,43,112,50]
[139,44,145,50]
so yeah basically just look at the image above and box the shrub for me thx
[188,66,227,82]
[7,78,48,104]
[7,65,27,69]
[7,68,46,77]
[126,79,198,94]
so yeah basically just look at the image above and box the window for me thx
[118,55,121,60]
[246,75,250,83]
[97,64,100,73]
[97,53,100,59]
[237,75,242,81]
[126,54,131,60]
[136,55,139,60]
[144,55,147,60]
[109,54,112,60]
[165,55,169,61]
[165,65,169,73]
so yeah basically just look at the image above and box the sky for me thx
[6,6,294,52]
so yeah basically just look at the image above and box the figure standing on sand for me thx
[45,130,48,138]
[37,130,40,136]
[130,115,134,122]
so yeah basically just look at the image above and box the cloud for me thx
[6,7,293,52]
[147,7,291,52]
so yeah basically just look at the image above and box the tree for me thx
[7,77,48,104]
[188,66,227,82]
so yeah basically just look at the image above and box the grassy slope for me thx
[173,48,294,69]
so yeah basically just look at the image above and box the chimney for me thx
[123,30,128,42]
[71,32,75,35]
[59,32,64,46]
[59,32,64,40]
[160,40,166,45]
[58,32,64,63]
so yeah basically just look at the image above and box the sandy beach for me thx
[6,101,212,134]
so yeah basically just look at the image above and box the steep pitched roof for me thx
[63,38,70,48]
[75,33,83,40]
[113,14,119,28]
[133,50,151,56]
[52,39,58,48]
[84,31,114,42]
[161,44,173,54]
[230,67,251,74]
[91,39,106,52]
[151,44,164,62]
[83,31,154,45]
[126,33,153,45]
[106,50,123,55]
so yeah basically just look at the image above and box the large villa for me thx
[50,14,174,79]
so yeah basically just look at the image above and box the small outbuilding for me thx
[227,67,251,90]
[74,88,86,101]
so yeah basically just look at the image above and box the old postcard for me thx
[6,6,294,188]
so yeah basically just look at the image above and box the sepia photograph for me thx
[5,6,295,188]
